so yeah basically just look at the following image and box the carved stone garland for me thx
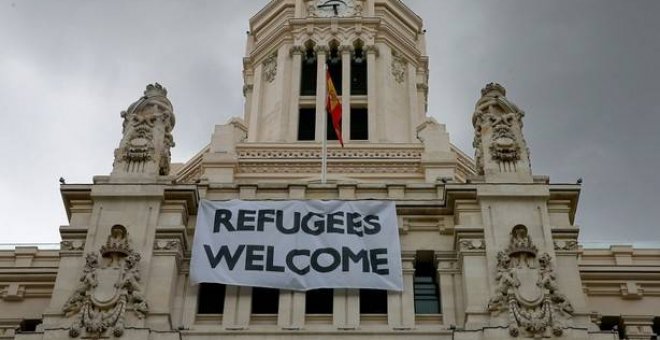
[63,225,148,338]
[488,225,574,338]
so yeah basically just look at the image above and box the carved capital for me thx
[458,239,486,251]
[553,240,578,251]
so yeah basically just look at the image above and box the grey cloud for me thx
[0,0,658,244]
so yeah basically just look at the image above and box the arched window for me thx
[300,42,317,96]
[327,41,342,95]
[351,41,367,95]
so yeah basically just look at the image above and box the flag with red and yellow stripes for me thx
[325,69,344,147]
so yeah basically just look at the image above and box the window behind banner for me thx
[197,283,226,314]
[306,289,333,314]
[251,287,279,314]
[359,289,387,314]
[414,252,441,314]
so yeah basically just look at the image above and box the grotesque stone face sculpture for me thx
[489,225,574,338]
[63,225,148,338]
[112,83,175,178]
[472,83,531,179]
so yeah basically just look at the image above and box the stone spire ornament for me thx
[111,83,176,179]
[472,83,532,183]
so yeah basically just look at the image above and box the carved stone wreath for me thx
[62,225,148,338]
[488,225,574,338]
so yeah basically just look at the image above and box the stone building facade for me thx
[1,0,659,339]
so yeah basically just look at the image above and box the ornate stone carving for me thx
[112,83,176,177]
[238,147,422,159]
[472,83,529,175]
[153,240,180,251]
[60,240,85,251]
[262,52,278,83]
[459,239,486,251]
[488,225,574,338]
[391,52,407,84]
[553,240,578,251]
[63,225,148,338]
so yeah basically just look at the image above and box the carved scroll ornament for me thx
[63,225,148,338]
[488,225,574,338]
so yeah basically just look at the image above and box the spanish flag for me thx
[326,69,344,147]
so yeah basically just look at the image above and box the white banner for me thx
[190,200,402,291]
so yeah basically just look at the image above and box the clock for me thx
[312,0,359,17]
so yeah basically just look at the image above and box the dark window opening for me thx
[359,289,387,314]
[351,47,367,95]
[653,317,660,339]
[197,283,226,314]
[298,108,316,141]
[327,112,340,141]
[251,287,279,314]
[306,289,334,314]
[414,252,441,314]
[327,45,342,95]
[18,319,41,333]
[350,108,368,140]
[300,48,317,96]
[599,316,625,339]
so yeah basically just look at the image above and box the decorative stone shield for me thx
[62,225,148,339]
[488,225,574,338]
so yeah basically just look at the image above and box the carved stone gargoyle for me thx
[488,225,574,338]
[63,225,148,338]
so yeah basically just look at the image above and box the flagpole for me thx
[321,66,328,184]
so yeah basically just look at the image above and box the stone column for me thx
[333,289,359,329]
[622,315,656,339]
[247,64,263,142]
[388,251,415,329]
[314,46,328,142]
[365,45,378,142]
[278,290,305,329]
[288,46,303,142]
[222,286,251,329]
[341,45,352,143]
[435,253,458,326]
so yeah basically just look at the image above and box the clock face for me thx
[314,0,358,17]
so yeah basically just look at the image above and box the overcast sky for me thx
[1,0,658,245]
